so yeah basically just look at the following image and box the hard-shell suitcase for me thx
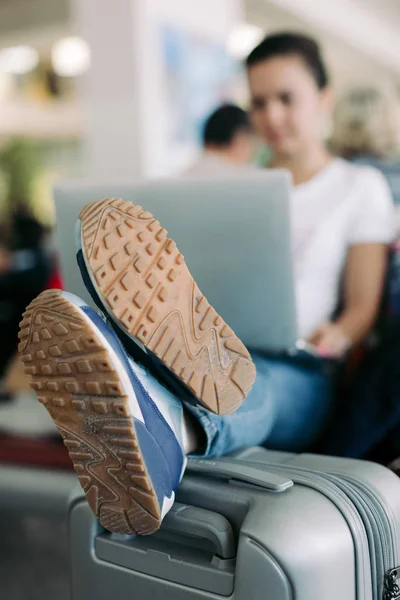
[235,447,400,600]
[68,451,400,600]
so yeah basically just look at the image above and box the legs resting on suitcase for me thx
[18,198,332,536]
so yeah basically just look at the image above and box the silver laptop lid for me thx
[54,172,296,352]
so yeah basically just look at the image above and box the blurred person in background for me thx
[0,209,53,401]
[322,87,400,459]
[184,103,255,177]
[0,140,60,402]
[331,86,400,207]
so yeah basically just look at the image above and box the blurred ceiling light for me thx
[0,45,39,75]
[51,37,91,77]
[227,25,264,59]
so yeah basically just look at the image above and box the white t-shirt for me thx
[293,158,395,339]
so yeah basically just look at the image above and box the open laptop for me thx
[53,172,299,353]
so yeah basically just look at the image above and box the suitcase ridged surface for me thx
[237,448,400,600]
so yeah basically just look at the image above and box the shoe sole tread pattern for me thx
[18,289,161,535]
[79,198,256,415]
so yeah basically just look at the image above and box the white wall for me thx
[246,0,400,93]
[147,0,243,41]
[266,0,400,75]
[72,0,244,180]
[72,0,145,179]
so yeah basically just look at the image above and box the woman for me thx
[248,33,394,355]
[186,32,389,454]
[332,86,400,206]
[240,32,394,451]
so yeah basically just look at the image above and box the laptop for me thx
[53,172,299,353]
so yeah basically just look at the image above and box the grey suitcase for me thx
[68,451,400,600]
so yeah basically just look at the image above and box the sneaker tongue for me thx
[128,357,185,450]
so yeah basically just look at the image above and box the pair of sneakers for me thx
[18,198,256,535]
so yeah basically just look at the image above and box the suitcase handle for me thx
[95,502,237,595]
[162,502,236,559]
[187,457,294,492]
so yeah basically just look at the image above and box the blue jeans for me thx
[187,353,333,457]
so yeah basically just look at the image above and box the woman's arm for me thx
[336,243,388,342]
[311,166,395,358]
[310,243,389,357]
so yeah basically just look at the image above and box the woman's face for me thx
[248,55,330,157]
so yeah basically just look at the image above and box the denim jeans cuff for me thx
[183,402,218,458]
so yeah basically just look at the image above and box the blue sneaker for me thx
[19,289,186,535]
[76,197,256,415]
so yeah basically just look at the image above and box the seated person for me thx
[184,103,255,176]
[332,85,400,207]
[0,210,52,400]
[19,32,394,536]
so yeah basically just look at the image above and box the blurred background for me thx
[1,0,400,598]
[0,0,398,210]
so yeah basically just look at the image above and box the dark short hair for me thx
[202,104,251,147]
[246,32,329,90]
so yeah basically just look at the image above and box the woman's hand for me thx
[309,243,389,359]
[309,322,352,359]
